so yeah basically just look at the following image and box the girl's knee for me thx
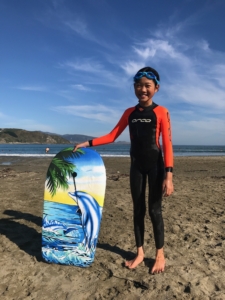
[149,207,162,220]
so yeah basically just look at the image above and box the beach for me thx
[0,156,225,300]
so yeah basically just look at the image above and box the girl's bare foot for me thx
[125,254,144,269]
[151,248,165,274]
[125,246,144,269]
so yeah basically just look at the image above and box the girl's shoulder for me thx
[154,103,169,113]
[125,105,137,111]
[123,106,137,115]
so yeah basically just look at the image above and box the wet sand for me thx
[0,156,225,300]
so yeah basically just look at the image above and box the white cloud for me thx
[135,39,177,59]
[197,39,210,51]
[15,86,47,92]
[64,19,88,37]
[209,64,225,88]
[59,59,128,88]
[172,117,225,145]
[71,84,91,91]
[38,4,100,46]
[133,46,156,59]
[5,118,53,132]
[122,38,191,78]
[0,111,53,131]
[121,61,144,76]
[60,60,104,73]
[52,104,121,123]
[167,81,225,110]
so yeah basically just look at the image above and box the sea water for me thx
[0,144,225,158]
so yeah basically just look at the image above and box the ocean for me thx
[0,144,225,158]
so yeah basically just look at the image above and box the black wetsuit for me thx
[89,102,173,249]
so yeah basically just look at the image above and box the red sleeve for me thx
[92,107,135,146]
[154,106,173,168]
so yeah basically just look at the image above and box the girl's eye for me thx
[135,84,151,89]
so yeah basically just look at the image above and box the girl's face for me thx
[134,77,159,106]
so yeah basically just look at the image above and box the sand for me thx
[0,156,225,300]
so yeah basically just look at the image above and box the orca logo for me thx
[132,119,151,123]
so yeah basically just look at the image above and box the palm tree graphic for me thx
[46,147,84,197]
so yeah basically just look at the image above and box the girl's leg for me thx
[125,160,146,269]
[148,162,165,273]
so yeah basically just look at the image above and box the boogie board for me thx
[42,147,106,267]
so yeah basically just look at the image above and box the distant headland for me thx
[0,128,129,144]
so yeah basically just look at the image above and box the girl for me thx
[73,67,174,274]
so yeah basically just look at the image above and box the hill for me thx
[45,133,129,144]
[0,128,69,144]
[61,134,96,143]
[59,134,129,144]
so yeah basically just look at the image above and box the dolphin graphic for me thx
[68,191,102,250]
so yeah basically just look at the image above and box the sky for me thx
[0,0,225,145]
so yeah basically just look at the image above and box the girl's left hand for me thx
[73,141,89,152]
[162,178,174,197]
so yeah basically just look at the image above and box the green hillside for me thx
[0,128,69,144]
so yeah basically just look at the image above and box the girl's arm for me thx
[73,107,135,152]
[160,108,174,197]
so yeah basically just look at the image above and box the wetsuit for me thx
[89,102,173,249]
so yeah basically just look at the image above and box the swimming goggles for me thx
[133,72,160,85]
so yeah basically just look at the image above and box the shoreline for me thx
[0,156,225,299]
[0,155,225,168]
[0,153,225,159]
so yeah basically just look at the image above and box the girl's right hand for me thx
[73,141,89,152]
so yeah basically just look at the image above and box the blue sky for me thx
[0,0,225,145]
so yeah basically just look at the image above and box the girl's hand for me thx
[162,173,174,197]
[73,141,89,152]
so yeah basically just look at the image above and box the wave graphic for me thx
[42,201,96,266]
